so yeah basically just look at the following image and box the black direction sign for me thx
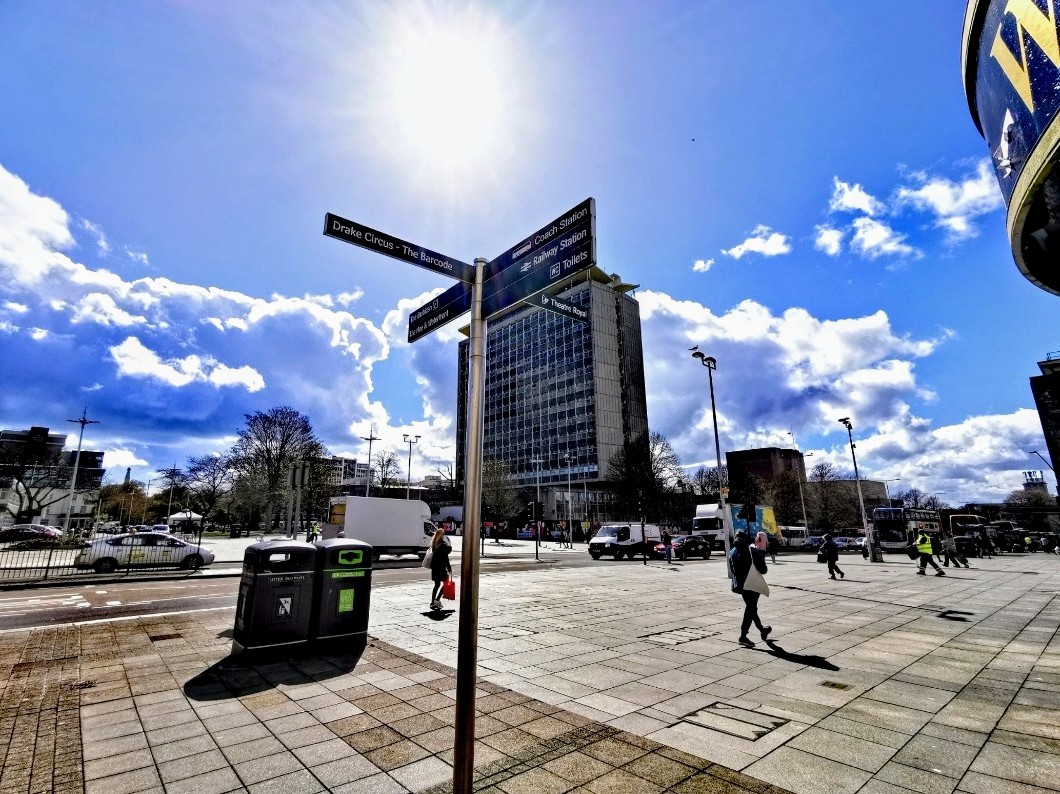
[486,198,594,281]
[481,216,595,319]
[324,213,474,283]
[528,291,589,323]
[408,281,472,343]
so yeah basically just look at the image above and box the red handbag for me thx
[441,578,456,600]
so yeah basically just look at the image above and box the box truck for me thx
[588,522,662,560]
[693,503,780,548]
[327,497,437,559]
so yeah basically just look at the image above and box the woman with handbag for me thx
[729,529,772,647]
[428,527,453,611]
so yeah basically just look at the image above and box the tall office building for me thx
[455,270,648,522]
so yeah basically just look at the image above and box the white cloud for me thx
[109,336,265,391]
[126,248,149,266]
[895,159,1003,242]
[721,225,792,259]
[70,293,147,327]
[4,301,28,313]
[849,217,920,259]
[80,219,111,256]
[828,177,885,216]
[813,225,843,256]
[692,258,714,272]
[101,448,149,469]
[336,289,364,305]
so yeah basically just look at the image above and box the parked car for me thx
[832,537,854,551]
[149,524,171,534]
[74,532,215,574]
[803,536,824,550]
[653,535,712,560]
[0,524,62,543]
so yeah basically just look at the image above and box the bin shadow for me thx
[762,640,840,671]
[422,609,456,621]
[183,638,366,703]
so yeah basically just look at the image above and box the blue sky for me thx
[1,2,1056,504]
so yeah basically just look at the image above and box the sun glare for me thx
[362,3,525,199]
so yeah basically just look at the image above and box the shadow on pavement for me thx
[423,609,456,621]
[183,638,365,702]
[763,640,840,671]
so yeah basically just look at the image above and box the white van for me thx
[588,523,661,560]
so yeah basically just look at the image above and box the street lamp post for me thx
[403,434,420,499]
[691,347,731,575]
[563,453,573,548]
[532,457,542,561]
[61,408,99,536]
[882,478,901,506]
[361,427,380,497]
[787,431,809,530]
[141,477,155,524]
[1030,450,1055,471]
[838,417,875,561]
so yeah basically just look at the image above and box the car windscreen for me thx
[593,526,622,538]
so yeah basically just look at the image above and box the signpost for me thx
[325,198,596,794]
[323,212,475,283]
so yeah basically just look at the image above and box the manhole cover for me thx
[680,702,788,741]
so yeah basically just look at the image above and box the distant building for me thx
[455,270,648,523]
[0,426,105,527]
[725,447,806,497]
[324,456,371,495]
[1030,354,1060,489]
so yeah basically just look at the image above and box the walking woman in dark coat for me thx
[729,529,772,646]
[429,527,453,611]
[821,534,844,580]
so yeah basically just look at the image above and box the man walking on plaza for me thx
[916,531,945,576]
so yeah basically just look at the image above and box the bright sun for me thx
[361,3,525,200]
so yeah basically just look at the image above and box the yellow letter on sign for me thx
[991,0,1060,113]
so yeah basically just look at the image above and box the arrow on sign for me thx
[530,291,589,323]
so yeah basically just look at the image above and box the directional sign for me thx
[486,198,594,280]
[323,213,474,283]
[482,215,595,319]
[408,281,472,343]
[528,290,589,323]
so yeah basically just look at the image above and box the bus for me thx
[871,507,941,552]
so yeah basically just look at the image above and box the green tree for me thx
[184,454,234,524]
[482,459,522,522]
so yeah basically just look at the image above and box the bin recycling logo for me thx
[276,596,293,618]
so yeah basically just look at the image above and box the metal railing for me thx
[0,527,210,583]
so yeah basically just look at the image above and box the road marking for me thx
[0,604,237,634]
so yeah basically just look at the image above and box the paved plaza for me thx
[0,546,1058,792]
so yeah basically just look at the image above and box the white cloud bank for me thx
[722,225,792,259]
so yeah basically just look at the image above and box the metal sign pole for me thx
[453,258,486,794]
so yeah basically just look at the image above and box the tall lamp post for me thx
[787,431,809,530]
[532,457,542,561]
[882,478,901,507]
[403,434,420,499]
[61,408,99,536]
[141,477,155,524]
[563,453,573,548]
[361,427,380,497]
[691,347,731,575]
[837,417,875,561]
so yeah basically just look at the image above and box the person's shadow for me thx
[762,640,839,671]
[423,609,456,621]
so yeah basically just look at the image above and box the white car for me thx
[74,532,215,574]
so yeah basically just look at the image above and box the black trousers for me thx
[740,591,765,636]
[918,553,941,571]
[828,559,843,578]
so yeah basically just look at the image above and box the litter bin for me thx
[232,540,316,654]
[311,538,372,648]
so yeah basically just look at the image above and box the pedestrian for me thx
[931,533,943,562]
[427,527,453,611]
[820,533,844,580]
[915,531,945,576]
[942,535,960,568]
[767,532,779,564]
[729,529,771,647]
[661,529,672,563]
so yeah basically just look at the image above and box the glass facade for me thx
[456,271,648,520]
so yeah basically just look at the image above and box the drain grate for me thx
[640,626,717,645]
[679,702,788,741]
[148,633,181,642]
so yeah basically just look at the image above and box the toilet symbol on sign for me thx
[277,596,292,618]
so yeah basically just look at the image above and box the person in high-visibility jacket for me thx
[916,532,945,576]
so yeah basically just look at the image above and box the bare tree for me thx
[0,443,75,522]
[185,454,234,524]
[373,450,402,494]
[1005,488,1056,506]
[482,459,522,521]
[689,465,724,497]
[229,407,326,530]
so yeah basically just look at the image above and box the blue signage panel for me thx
[528,291,589,323]
[971,1,1060,203]
[481,218,595,319]
[323,213,474,283]
[407,281,472,343]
